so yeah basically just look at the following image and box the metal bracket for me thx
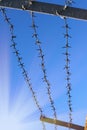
[0,1,87,20]
[40,116,84,130]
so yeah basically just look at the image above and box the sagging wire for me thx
[0,8,46,130]
[30,12,57,130]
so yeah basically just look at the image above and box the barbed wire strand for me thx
[30,11,57,130]
[63,17,72,129]
[0,7,46,130]
[63,0,74,129]
[55,0,74,128]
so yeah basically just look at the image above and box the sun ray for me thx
[0,42,44,130]
[0,42,10,115]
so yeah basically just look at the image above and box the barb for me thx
[0,7,46,130]
[30,12,57,130]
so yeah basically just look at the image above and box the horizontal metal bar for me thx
[0,0,87,20]
[40,116,84,130]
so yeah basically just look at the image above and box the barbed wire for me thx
[63,17,72,128]
[54,0,74,127]
[0,1,75,129]
[55,0,74,128]
[30,11,57,130]
[0,7,46,130]
[21,2,57,125]
[63,0,74,128]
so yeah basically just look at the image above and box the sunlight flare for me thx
[0,43,42,130]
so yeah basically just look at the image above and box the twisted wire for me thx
[31,12,57,130]
[0,8,46,130]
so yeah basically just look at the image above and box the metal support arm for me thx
[0,0,87,20]
[40,116,84,130]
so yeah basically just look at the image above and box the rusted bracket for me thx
[40,116,84,130]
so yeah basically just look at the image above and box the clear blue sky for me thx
[0,0,87,130]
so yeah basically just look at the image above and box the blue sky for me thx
[0,0,87,130]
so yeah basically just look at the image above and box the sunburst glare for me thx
[0,43,43,130]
